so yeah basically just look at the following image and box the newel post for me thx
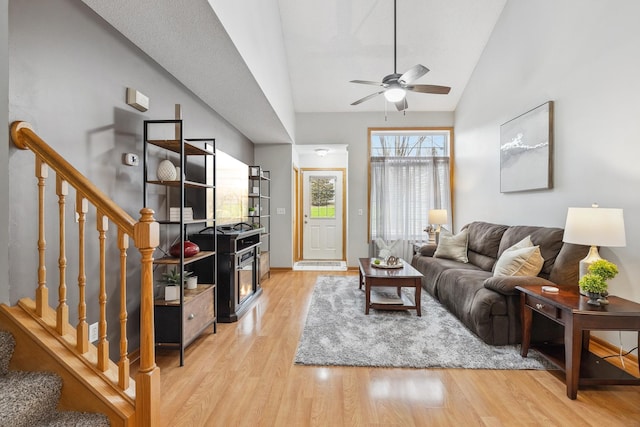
[134,208,160,427]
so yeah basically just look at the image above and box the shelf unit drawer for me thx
[154,285,215,346]
[183,285,215,343]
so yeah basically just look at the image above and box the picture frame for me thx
[500,101,554,193]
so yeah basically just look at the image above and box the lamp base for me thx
[578,245,602,296]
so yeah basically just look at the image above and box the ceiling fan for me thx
[350,0,451,111]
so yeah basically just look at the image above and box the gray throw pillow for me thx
[434,229,469,263]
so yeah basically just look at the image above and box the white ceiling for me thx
[81,0,506,143]
[279,0,507,113]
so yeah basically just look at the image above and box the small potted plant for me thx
[248,207,256,216]
[579,259,619,306]
[161,267,194,300]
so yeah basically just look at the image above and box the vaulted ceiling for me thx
[81,0,506,143]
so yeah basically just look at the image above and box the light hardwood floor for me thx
[150,270,640,426]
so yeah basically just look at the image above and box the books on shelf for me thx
[169,207,193,221]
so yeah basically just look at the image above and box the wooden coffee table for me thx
[358,257,423,316]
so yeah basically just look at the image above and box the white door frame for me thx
[300,168,346,261]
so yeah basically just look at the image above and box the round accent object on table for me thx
[157,160,177,181]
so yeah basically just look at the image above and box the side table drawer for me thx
[525,294,559,320]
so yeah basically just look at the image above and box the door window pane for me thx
[310,176,336,218]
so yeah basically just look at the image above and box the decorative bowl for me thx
[169,240,200,258]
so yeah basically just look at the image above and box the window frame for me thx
[367,127,455,242]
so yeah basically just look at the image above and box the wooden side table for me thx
[517,285,640,399]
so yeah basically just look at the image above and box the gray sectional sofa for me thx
[411,221,589,345]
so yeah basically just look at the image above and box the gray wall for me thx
[454,0,640,352]
[0,0,8,303]
[254,144,293,268]
[295,111,454,267]
[7,0,254,354]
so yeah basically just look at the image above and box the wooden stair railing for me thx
[9,121,160,427]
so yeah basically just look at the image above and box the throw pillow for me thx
[434,229,469,263]
[375,238,401,260]
[493,236,544,277]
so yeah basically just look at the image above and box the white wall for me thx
[296,111,454,267]
[210,0,295,143]
[254,144,293,268]
[455,0,640,351]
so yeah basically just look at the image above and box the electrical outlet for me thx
[89,322,99,343]
[123,153,139,166]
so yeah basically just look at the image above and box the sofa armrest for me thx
[417,243,438,257]
[483,276,556,296]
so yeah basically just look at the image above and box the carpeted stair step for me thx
[0,331,110,426]
[35,411,110,426]
[0,330,15,375]
[0,370,62,427]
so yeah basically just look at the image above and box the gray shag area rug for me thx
[295,276,553,369]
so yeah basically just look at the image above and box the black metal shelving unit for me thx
[143,119,217,366]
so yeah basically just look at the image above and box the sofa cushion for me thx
[412,255,483,299]
[548,242,590,286]
[493,236,544,277]
[497,226,564,279]
[434,229,469,263]
[463,222,509,271]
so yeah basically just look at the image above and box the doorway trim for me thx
[299,167,347,261]
[293,166,301,263]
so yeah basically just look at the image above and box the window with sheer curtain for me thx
[369,128,453,260]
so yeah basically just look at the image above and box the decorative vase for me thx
[164,285,179,301]
[157,160,177,181]
[169,240,200,258]
[174,166,181,181]
[586,291,602,306]
[186,276,198,290]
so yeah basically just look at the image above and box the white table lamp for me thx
[427,209,448,244]
[562,204,626,282]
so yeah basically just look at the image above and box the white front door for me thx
[302,170,344,260]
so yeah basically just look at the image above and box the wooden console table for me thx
[517,285,640,399]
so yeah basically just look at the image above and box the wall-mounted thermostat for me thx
[126,87,149,112]
[123,153,139,166]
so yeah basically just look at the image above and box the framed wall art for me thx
[500,101,554,193]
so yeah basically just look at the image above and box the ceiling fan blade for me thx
[350,80,386,87]
[398,64,429,85]
[395,98,408,111]
[351,91,385,106]
[407,84,451,95]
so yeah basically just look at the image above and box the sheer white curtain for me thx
[371,156,451,260]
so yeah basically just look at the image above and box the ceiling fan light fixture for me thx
[384,87,406,103]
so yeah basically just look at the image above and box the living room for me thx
[1,0,640,425]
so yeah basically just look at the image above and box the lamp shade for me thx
[428,209,448,225]
[563,207,626,247]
